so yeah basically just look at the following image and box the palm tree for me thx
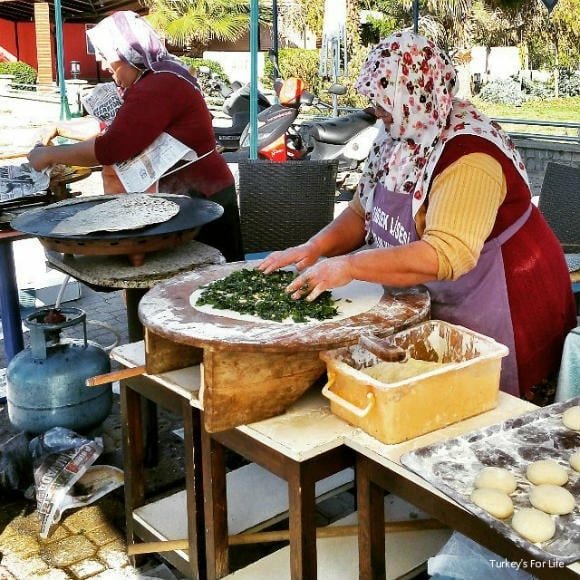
[144,0,254,52]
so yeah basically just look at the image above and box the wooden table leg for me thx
[183,400,206,579]
[125,287,159,467]
[202,428,229,579]
[288,462,317,580]
[357,455,386,580]
[120,379,145,566]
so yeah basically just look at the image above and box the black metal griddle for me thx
[10,194,224,265]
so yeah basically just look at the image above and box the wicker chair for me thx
[538,162,580,253]
[238,159,339,255]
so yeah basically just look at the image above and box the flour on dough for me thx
[529,484,575,515]
[473,466,517,494]
[562,406,580,431]
[526,459,569,486]
[511,508,555,543]
[470,488,514,519]
[570,451,580,473]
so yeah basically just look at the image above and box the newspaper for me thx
[112,132,195,192]
[0,163,50,203]
[81,82,123,125]
[30,427,124,538]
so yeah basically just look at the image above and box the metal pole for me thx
[413,0,419,33]
[272,0,279,82]
[249,0,259,159]
[54,0,72,120]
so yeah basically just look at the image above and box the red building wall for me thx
[0,18,110,81]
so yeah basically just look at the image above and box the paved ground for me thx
[0,95,361,579]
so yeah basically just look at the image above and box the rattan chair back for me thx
[238,159,339,254]
[538,162,580,253]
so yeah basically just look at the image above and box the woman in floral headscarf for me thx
[28,11,243,261]
[261,31,576,402]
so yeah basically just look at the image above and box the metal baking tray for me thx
[401,397,580,564]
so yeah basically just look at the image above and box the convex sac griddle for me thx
[11,193,223,266]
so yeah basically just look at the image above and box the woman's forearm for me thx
[347,240,439,287]
[28,138,99,170]
[310,207,366,257]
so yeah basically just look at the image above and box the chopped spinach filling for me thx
[197,268,339,323]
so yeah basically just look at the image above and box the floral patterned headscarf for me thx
[355,31,528,220]
[87,11,198,89]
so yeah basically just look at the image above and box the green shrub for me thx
[264,47,368,110]
[558,70,580,97]
[0,61,37,89]
[180,57,229,84]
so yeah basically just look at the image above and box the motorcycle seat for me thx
[308,111,376,145]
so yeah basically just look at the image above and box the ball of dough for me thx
[511,508,556,543]
[470,488,514,519]
[526,459,569,486]
[562,406,580,431]
[474,466,517,494]
[529,484,576,515]
[570,451,580,473]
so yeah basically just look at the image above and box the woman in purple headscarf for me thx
[260,31,576,403]
[28,11,243,261]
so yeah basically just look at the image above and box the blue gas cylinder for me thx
[7,307,112,434]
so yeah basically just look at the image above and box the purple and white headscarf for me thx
[355,31,528,219]
[87,11,198,89]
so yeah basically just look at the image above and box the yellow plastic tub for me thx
[320,320,509,444]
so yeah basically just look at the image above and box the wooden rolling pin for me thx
[86,365,146,386]
[126,518,447,555]
[358,335,407,363]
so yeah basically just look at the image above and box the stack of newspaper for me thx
[0,163,50,205]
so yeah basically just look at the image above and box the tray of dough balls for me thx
[400,397,580,564]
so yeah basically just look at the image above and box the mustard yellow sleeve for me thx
[421,152,507,280]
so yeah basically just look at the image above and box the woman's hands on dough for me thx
[286,255,354,301]
[259,241,321,274]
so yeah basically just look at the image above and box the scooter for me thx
[224,77,311,162]
[300,85,379,193]
[213,83,271,151]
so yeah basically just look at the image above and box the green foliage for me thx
[520,76,552,99]
[263,48,322,94]
[180,57,229,83]
[0,61,36,88]
[145,0,251,48]
[558,70,580,97]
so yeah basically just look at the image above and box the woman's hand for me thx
[27,145,54,171]
[286,255,354,302]
[259,241,321,274]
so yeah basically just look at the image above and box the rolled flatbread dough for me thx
[526,459,569,486]
[51,193,180,235]
[473,467,517,494]
[562,406,580,431]
[470,488,514,519]
[190,277,384,325]
[529,484,576,515]
[511,508,555,543]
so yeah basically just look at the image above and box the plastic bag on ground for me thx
[30,426,123,538]
[428,532,535,580]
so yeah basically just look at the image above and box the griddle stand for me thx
[45,241,225,466]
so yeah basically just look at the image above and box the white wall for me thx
[203,51,266,85]
[470,46,520,81]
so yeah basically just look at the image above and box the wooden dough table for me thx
[349,394,580,579]
[129,269,431,579]
[138,261,431,434]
